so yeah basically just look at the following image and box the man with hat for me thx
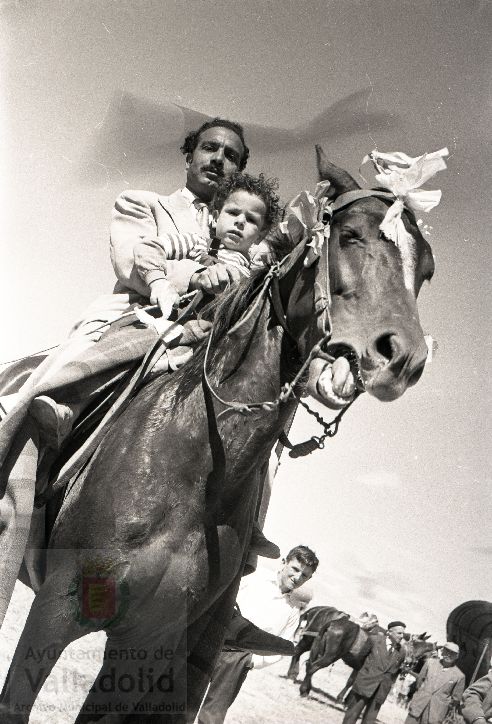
[342,620,407,724]
[405,642,465,723]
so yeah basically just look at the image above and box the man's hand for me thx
[189,263,243,295]
[149,278,180,319]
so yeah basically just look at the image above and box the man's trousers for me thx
[342,691,384,724]
[197,650,254,724]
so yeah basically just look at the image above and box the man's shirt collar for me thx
[180,187,199,206]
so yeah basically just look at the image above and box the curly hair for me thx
[180,118,249,171]
[212,172,283,233]
[285,545,319,572]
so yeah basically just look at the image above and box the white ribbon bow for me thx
[361,147,449,246]
[280,180,332,266]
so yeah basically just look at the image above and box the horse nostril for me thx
[375,334,396,362]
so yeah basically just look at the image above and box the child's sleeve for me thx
[134,233,205,287]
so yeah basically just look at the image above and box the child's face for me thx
[215,190,266,257]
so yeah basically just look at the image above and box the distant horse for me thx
[398,634,437,705]
[287,607,383,697]
[0,147,434,723]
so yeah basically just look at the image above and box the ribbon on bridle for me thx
[279,180,332,268]
[360,147,449,247]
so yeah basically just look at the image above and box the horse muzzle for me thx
[306,331,428,408]
[306,347,361,410]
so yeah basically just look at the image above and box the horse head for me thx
[405,635,437,671]
[281,145,435,409]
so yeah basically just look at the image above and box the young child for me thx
[133,172,282,319]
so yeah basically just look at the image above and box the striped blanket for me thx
[0,312,211,626]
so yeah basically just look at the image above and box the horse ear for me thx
[315,144,360,200]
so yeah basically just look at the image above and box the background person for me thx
[462,659,492,724]
[342,620,407,724]
[405,642,465,724]
[197,545,319,724]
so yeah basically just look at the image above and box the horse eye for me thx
[378,230,390,242]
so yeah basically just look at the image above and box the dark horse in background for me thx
[287,607,384,697]
[0,147,435,723]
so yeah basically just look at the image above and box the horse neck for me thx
[203,294,301,449]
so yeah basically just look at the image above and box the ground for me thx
[0,583,408,723]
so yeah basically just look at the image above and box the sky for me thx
[1,0,490,642]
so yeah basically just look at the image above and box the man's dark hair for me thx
[180,118,249,171]
[212,172,283,232]
[285,545,319,572]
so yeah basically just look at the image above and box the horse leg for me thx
[287,636,312,681]
[0,571,88,722]
[299,625,345,698]
[336,668,357,704]
[73,626,186,723]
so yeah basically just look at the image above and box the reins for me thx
[201,225,359,456]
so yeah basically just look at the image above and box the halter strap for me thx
[330,189,395,214]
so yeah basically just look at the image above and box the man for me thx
[197,545,319,724]
[342,620,407,724]
[462,660,492,724]
[405,642,465,724]
[109,117,250,308]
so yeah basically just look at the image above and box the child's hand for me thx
[189,264,242,295]
[149,279,180,319]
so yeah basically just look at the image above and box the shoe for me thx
[224,613,294,657]
[249,523,280,559]
[29,396,74,449]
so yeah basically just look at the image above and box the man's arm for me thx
[110,190,203,296]
[451,674,466,706]
[134,234,206,287]
[462,674,492,724]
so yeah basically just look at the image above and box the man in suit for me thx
[342,620,407,724]
[462,661,492,724]
[405,642,465,724]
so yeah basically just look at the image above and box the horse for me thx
[402,634,438,705]
[0,146,435,723]
[287,607,384,698]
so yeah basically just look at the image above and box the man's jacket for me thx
[352,632,406,703]
[409,657,465,723]
[462,671,492,723]
[110,189,204,297]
